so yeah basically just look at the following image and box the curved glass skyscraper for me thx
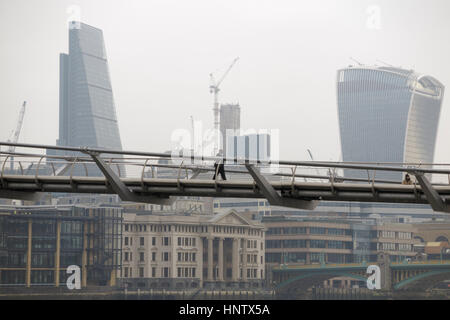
[337,66,444,181]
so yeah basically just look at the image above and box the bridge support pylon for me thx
[377,252,392,290]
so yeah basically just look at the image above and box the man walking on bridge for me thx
[402,173,412,185]
[213,150,227,180]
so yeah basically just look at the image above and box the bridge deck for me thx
[2,142,450,211]
[272,260,450,272]
[1,174,448,203]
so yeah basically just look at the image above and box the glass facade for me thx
[337,66,444,181]
[351,223,371,263]
[220,104,240,155]
[0,205,122,287]
[53,22,124,176]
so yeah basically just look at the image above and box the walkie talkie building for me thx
[337,66,444,181]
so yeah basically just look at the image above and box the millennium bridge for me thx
[1,142,450,213]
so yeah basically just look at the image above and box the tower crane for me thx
[307,148,333,181]
[209,57,239,155]
[189,115,195,155]
[7,101,26,171]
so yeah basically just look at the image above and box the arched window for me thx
[435,236,449,243]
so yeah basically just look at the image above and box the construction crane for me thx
[7,101,26,171]
[209,57,239,155]
[307,148,333,181]
[189,115,195,155]
[349,57,363,66]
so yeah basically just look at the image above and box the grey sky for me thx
[1,0,450,164]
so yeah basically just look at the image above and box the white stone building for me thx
[119,210,265,290]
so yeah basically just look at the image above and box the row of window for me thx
[124,223,208,234]
[266,239,352,249]
[177,267,196,278]
[178,237,196,247]
[244,253,261,264]
[123,266,171,278]
[211,225,261,236]
[124,251,265,265]
[246,268,260,279]
[124,251,173,263]
[380,231,412,240]
[123,236,170,247]
[122,266,263,279]
[247,239,258,249]
[267,227,351,236]
[178,252,196,262]
[266,252,352,264]
[267,228,413,240]
[378,243,412,251]
[126,236,263,250]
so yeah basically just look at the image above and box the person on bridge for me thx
[213,150,227,180]
[402,173,412,185]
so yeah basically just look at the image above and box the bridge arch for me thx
[276,271,367,293]
[394,270,450,290]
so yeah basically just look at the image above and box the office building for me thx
[50,22,124,176]
[226,133,271,163]
[337,65,444,181]
[0,205,122,288]
[412,222,450,243]
[119,210,265,290]
[220,103,240,155]
[263,215,418,267]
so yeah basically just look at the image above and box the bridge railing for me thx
[3,141,450,184]
[3,141,450,211]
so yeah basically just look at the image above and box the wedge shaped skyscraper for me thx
[53,22,124,176]
[58,22,123,150]
[337,66,444,181]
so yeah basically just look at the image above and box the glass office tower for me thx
[337,66,444,181]
[0,205,122,287]
[53,22,124,176]
[220,103,240,156]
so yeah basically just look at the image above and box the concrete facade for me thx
[413,222,450,243]
[263,216,419,267]
[119,210,265,290]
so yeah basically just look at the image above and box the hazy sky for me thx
[1,0,450,164]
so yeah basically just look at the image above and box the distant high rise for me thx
[337,66,444,181]
[227,133,271,163]
[58,22,123,150]
[220,103,240,155]
[53,22,124,176]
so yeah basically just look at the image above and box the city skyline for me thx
[1,0,450,168]
[3,0,450,303]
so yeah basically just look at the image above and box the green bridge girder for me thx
[273,261,450,291]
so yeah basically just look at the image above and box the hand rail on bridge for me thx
[3,145,450,185]
[2,141,450,211]
[3,141,450,174]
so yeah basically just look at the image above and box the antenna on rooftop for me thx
[376,59,395,67]
[349,57,363,66]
